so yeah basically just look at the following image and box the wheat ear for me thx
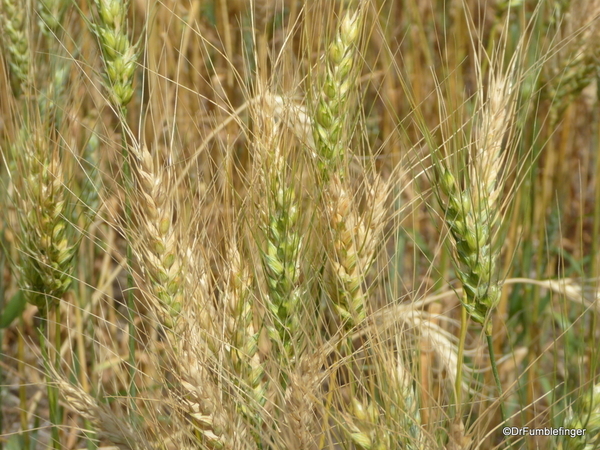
[128,143,184,328]
[92,0,137,107]
[438,72,515,335]
[12,127,76,313]
[559,383,600,450]
[435,69,516,425]
[545,0,600,124]
[254,95,303,358]
[37,0,69,36]
[1,0,31,95]
[313,8,362,179]
[52,371,153,450]
[222,242,266,413]
[325,176,388,450]
[127,143,225,446]
[327,174,388,330]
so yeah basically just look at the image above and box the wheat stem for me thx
[454,302,468,418]
[486,332,506,425]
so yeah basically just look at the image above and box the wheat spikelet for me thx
[345,393,383,450]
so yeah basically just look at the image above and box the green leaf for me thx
[0,290,27,328]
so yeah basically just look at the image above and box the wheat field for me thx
[1,0,599,449]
